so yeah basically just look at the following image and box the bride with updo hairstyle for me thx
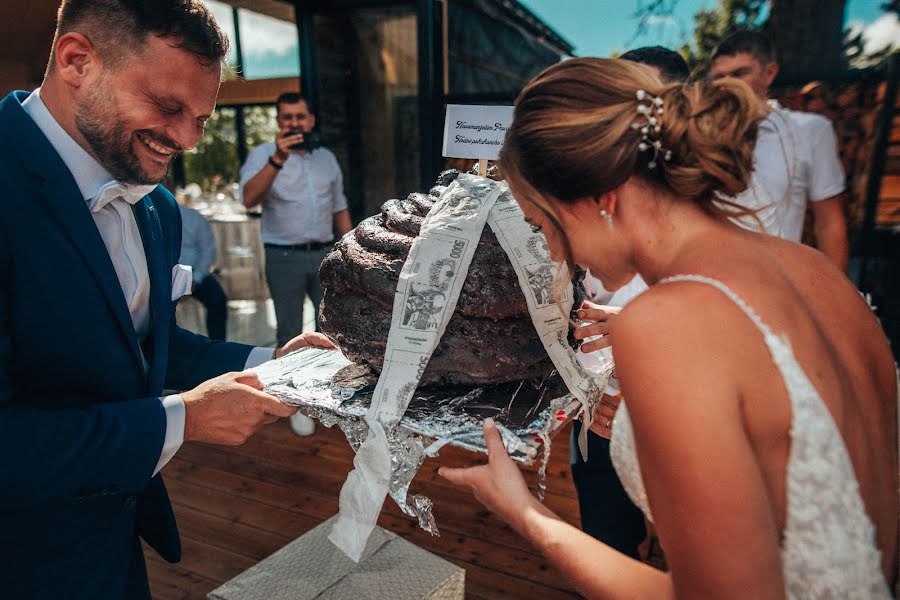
[441,58,898,598]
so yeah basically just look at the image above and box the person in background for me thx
[0,1,332,597]
[620,45,690,85]
[178,203,227,341]
[710,30,849,271]
[240,92,352,342]
[240,93,352,436]
[569,45,690,561]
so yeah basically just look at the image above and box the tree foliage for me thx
[182,105,279,191]
[678,0,767,70]
[637,0,876,76]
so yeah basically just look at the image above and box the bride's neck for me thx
[628,201,724,285]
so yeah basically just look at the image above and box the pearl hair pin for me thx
[632,89,672,169]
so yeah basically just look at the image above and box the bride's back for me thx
[693,231,899,586]
[768,236,897,584]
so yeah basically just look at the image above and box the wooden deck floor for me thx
[146,419,585,599]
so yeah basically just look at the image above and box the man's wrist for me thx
[269,155,285,170]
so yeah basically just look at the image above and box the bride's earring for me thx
[600,209,614,228]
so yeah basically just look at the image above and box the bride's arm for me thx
[613,285,786,599]
[440,419,674,600]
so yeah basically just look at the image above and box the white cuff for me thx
[244,346,275,369]
[153,394,186,476]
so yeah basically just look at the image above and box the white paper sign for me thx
[442,104,514,160]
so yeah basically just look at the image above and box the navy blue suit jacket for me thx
[0,91,254,598]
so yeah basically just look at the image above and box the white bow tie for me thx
[88,181,157,213]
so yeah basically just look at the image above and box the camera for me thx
[287,129,323,152]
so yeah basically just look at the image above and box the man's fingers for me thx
[580,337,612,353]
[574,321,608,339]
[260,397,297,418]
[576,308,610,322]
[234,371,264,389]
[304,332,336,349]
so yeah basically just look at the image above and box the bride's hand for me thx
[575,301,621,353]
[439,419,541,532]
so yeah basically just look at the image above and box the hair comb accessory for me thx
[632,89,672,169]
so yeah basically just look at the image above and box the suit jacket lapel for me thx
[133,196,170,392]
[3,93,144,371]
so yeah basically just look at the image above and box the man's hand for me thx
[589,393,622,439]
[274,129,304,162]
[574,300,622,353]
[273,331,336,359]
[181,371,296,445]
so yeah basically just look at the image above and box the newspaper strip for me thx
[486,183,613,459]
[329,174,504,562]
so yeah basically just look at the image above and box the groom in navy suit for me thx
[0,2,330,597]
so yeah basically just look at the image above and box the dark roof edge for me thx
[472,0,575,55]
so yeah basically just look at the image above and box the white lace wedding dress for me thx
[609,275,894,598]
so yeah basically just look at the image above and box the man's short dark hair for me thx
[620,46,690,83]
[711,30,776,66]
[275,92,310,114]
[49,0,228,73]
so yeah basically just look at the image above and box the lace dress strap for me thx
[655,274,891,598]
[658,274,780,342]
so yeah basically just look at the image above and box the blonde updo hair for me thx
[499,57,768,264]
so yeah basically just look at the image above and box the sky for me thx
[200,0,898,80]
[517,0,898,58]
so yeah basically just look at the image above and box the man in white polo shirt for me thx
[710,30,848,270]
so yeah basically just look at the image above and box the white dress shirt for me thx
[726,101,846,240]
[22,89,273,476]
[239,142,348,245]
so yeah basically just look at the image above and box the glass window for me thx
[183,107,238,191]
[237,8,301,80]
[203,0,239,78]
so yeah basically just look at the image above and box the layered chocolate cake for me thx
[319,170,583,387]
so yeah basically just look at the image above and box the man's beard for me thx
[74,76,178,185]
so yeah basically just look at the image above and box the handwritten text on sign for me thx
[442,104,515,160]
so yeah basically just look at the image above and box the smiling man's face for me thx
[74,35,221,184]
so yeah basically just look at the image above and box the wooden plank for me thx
[149,418,589,599]
[228,422,580,515]
[145,550,219,600]
[170,441,579,549]
[162,458,580,594]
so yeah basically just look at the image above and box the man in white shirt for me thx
[710,30,849,270]
[0,2,328,597]
[241,93,353,345]
[178,203,227,340]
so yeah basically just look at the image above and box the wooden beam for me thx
[217,76,300,106]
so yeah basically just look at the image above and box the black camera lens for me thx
[287,129,322,152]
[287,129,305,151]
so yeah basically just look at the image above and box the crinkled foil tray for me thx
[255,347,581,465]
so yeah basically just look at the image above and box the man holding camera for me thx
[241,92,351,347]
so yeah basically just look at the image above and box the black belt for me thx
[264,241,331,252]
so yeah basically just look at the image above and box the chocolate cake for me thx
[319,170,583,387]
